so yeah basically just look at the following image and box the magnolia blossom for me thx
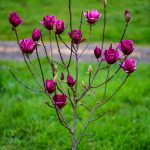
[45,79,56,94]
[84,10,101,24]
[94,46,102,59]
[19,38,36,54]
[40,15,56,30]
[68,30,85,45]
[53,94,67,109]
[54,20,65,34]
[121,58,137,74]
[32,28,41,41]
[103,44,120,64]
[8,12,23,27]
[67,74,76,87]
[117,40,134,55]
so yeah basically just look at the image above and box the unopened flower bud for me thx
[53,94,67,109]
[54,20,65,35]
[60,72,64,80]
[79,102,82,105]
[53,74,58,83]
[32,28,41,42]
[94,46,102,59]
[45,79,56,94]
[117,40,134,55]
[54,65,58,72]
[67,74,76,87]
[124,10,131,22]
[104,0,107,5]
[8,12,23,28]
[88,65,92,74]
[81,81,86,89]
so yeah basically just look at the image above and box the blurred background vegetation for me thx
[0,0,150,150]
[0,0,150,44]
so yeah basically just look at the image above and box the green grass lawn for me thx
[0,0,150,44]
[0,59,150,150]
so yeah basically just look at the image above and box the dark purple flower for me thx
[68,30,85,45]
[84,10,101,24]
[124,10,131,22]
[117,40,134,55]
[45,79,56,94]
[60,72,64,80]
[54,20,65,35]
[8,12,23,27]
[19,38,36,54]
[103,44,120,64]
[40,15,56,30]
[121,58,137,74]
[53,94,67,109]
[67,74,76,87]
[94,46,102,59]
[32,28,41,41]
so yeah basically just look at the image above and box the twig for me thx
[101,0,107,50]
[55,34,66,67]
[78,25,92,58]
[9,68,44,93]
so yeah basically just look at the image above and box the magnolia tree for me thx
[8,0,136,149]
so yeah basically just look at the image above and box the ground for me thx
[0,60,150,150]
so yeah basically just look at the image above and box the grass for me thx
[0,0,150,44]
[0,58,150,150]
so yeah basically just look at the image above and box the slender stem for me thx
[41,33,54,75]
[76,106,97,146]
[97,75,129,107]
[26,55,43,80]
[101,0,107,50]
[58,35,76,53]
[79,102,91,112]
[49,31,54,58]
[35,46,45,88]
[55,34,66,67]
[78,25,92,58]
[120,22,129,42]
[45,101,55,108]
[9,68,44,93]
[102,65,110,99]
[90,112,106,123]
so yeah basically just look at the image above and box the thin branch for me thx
[79,102,91,112]
[45,101,55,108]
[26,55,43,80]
[78,25,92,58]
[49,30,54,58]
[58,35,76,53]
[97,75,129,107]
[102,65,110,99]
[55,34,66,67]
[9,68,44,93]
[90,112,106,123]
[35,46,45,88]
[101,0,107,50]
